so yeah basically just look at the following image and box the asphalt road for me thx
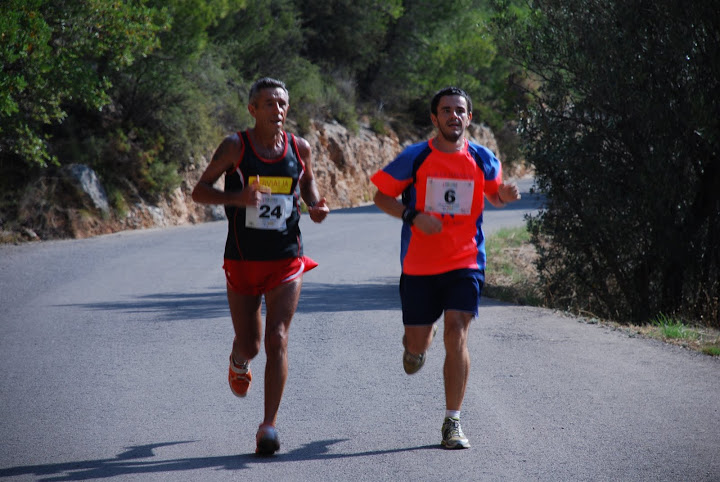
[1,180,718,481]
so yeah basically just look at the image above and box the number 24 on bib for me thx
[245,194,293,230]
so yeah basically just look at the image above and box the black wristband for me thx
[307,200,317,208]
[402,208,419,225]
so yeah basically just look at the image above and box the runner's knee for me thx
[443,315,471,348]
[264,326,289,355]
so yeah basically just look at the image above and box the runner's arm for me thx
[192,135,268,208]
[373,190,442,235]
[296,136,329,223]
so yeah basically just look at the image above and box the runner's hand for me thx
[413,213,442,235]
[308,198,330,223]
[498,183,521,203]
[234,175,271,207]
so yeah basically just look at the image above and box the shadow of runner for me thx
[298,281,399,313]
[0,440,440,480]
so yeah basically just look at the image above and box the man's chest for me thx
[415,158,484,214]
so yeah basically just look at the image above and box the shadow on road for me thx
[298,280,399,312]
[58,281,510,322]
[57,280,400,322]
[0,440,439,480]
[57,291,229,322]
[57,278,400,321]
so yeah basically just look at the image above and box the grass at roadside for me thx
[642,313,720,356]
[484,226,720,357]
[484,227,542,306]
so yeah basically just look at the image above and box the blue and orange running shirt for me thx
[371,139,502,276]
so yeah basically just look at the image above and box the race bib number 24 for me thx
[245,194,293,230]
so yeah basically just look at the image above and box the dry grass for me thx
[485,227,542,306]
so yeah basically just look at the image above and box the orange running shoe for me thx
[228,356,251,397]
[256,423,280,455]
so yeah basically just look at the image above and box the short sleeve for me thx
[370,141,430,197]
[469,142,502,194]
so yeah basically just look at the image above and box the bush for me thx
[494,0,720,326]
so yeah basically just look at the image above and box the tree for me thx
[367,1,499,127]
[492,0,720,325]
[92,0,247,198]
[297,0,403,75]
[0,0,165,169]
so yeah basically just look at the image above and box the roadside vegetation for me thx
[491,1,719,330]
[486,227,720,357]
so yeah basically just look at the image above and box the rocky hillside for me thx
[6,120,501,242]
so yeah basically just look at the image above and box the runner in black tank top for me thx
[190,77,330,456]
[223,130,304,261]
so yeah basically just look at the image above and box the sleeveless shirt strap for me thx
[288,133,305,173]
[229,130,246,175]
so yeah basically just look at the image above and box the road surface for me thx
[1,180,718,481]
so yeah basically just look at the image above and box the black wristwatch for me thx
[402,207,419,225]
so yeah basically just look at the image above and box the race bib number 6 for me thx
[246,194,293,230]
[425,177,474,215]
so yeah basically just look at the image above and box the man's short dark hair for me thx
[430,87,472,116]
[248,77,288,104]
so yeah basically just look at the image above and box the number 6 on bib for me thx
[425,177,474,215]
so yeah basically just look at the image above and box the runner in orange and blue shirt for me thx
[371,86,521,450]
[371,138,502,276]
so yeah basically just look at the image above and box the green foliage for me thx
[149,0,246,57]
[297,0,403,73]
[107,186,128,217]
[0,0,166,168]
[494,0,720,326]
[368,1,500,125]
[323,78,359,132]
[486,227,531,278]
[370,116,388,136]
[211,0,306,80]
[209,0,322,125]
[484,226,542,306]
[651,313,698,341]
[702,346,720,357]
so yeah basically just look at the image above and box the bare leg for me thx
[261,277,302,426]
[403,324,436,355]
[226,284,263,362]
[443,310,473,411]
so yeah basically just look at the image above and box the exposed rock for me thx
[305,120,405,208]
[62,164,110,214]
[21,228,40,241]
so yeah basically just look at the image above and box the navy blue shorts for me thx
[399,268,485,326]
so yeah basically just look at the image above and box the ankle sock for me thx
[231,354,248,368]
[445,410,461,420]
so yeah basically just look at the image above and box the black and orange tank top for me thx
[223,130,306,261]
